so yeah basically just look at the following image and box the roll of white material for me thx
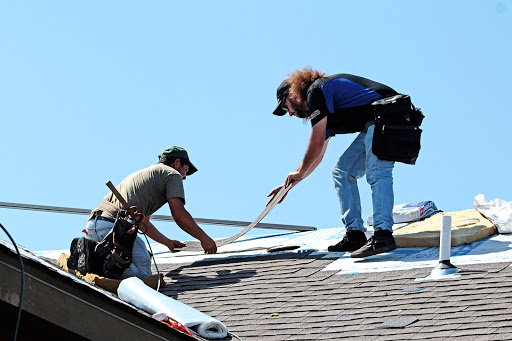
[439,215,452,261]
[117,277,228,339]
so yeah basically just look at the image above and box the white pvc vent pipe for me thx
[439,215,452,262]
[415,215,460,281]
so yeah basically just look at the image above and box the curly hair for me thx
[288,66,327,104]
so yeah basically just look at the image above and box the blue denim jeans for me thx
[86,217,152,279]
[332,124,395,233]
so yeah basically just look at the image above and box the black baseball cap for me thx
[272,79,291,116]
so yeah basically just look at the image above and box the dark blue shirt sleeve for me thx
[307,86,330,127]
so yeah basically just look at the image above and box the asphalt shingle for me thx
[157,252,512,341]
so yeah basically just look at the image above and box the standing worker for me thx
[69,146,217,278]
[268,67,420,258]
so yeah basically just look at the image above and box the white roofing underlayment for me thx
[27,194,512,275]
[38,224,512,275]
[136,225,512,274]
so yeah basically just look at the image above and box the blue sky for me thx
[1,1,511,251]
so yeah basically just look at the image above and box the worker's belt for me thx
[89,207,117,223]
[97,200,120,218]
[95,215,116,223]
[88,200,120,223]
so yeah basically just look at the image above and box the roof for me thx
[149,227,512,340]
[7,215,512,340]
[156,253,512,340]
[0,238,195,340]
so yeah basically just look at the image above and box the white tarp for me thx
[367,201,441,226]
[117,277,228,339]
[474,194,512,233]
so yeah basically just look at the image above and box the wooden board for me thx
[393,209,498,248]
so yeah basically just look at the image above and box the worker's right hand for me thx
[201,236,217,254]
[166,239,186,253]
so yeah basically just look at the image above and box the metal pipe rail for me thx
[0,201,316,232]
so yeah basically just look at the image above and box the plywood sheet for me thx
[394,209,498,247]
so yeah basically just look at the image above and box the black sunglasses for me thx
[281,96,289,113]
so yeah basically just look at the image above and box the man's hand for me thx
[285,171,304,188]
[267,184,286,206]
[165,239,186,253]
[142,217,187,254]
[266,178,300,206]
[201,236,217,254]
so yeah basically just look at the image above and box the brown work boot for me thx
[328,230,367,252]
[350,229,397,258]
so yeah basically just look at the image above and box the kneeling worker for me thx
[68,146,217,278]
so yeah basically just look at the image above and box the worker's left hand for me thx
[267,184,285,206]
[267,175,301,206]
[166,239,186,252]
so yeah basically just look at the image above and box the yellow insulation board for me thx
[394,209,497,248]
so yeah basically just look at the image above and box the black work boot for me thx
[350,229,397,258]
[67,237,80,270]
[76,237,102,275]
[328,230,367,252]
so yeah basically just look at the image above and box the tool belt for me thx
[371,94,424,165]
[94,206,144,277]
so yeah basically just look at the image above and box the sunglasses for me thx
[281,96,289,113]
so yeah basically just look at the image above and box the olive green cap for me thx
[158,146,197,175]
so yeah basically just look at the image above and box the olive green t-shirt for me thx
[91,164,185,219]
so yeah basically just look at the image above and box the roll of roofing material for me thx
[180,184,292,251]
[118,277,228,339]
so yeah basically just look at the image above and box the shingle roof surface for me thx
[157,252,512,340]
